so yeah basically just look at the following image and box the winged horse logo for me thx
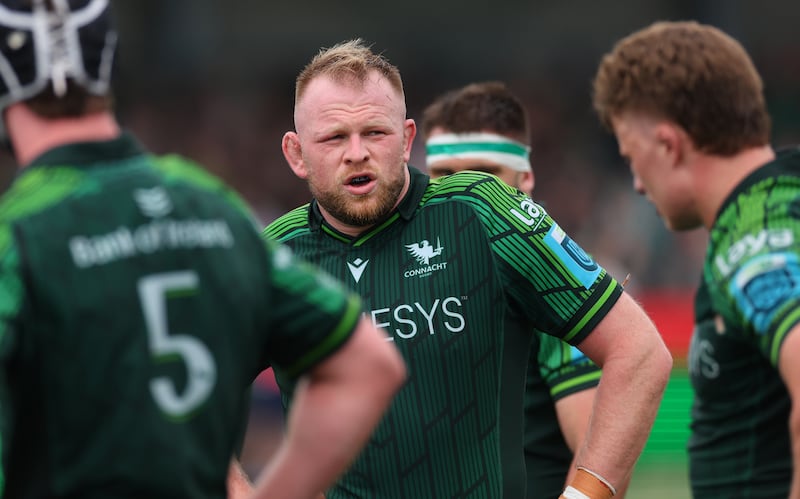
[405,238,444,265]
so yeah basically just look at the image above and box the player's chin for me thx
[663,212,702,232]
[346,199,391,225]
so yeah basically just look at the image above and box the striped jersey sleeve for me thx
[537,332,601,400]
[426,172,622,345]
[706,159,800,366]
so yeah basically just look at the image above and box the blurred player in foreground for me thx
[0,1,404,498]
[421,80,629,498]
[593,20,800,498]
[265,38,672,499]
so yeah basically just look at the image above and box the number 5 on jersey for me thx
[138,271,217,419]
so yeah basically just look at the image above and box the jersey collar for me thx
[27,132,145,169]
[397,165,430,220]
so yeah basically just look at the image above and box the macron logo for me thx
[347,258,369,283]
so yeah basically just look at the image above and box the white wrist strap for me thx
[562,486,591,499]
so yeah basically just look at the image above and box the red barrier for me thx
[635,289,694,358]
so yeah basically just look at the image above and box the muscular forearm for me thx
[251,378,393,498]
[250,319,404,499]
[573,339,671,489]
[556,390,625,493]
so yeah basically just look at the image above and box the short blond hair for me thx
[592,21,770,155]
[294,39,405,104]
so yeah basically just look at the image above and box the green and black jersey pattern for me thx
[688,148,800,498]
[524,333,600,498]
[264,167,621,499]
[0,134,361,499]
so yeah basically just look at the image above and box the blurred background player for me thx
[593,20,800,498]
[0,1,404,498]
[420,80,629,498]
[265,38,672,499]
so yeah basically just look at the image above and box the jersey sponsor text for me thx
[70,218,234,268]
[714,228,793,277]
[369,296,466,340]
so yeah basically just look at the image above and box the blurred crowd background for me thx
[2,1,797,496]
[102,0,800,293]
[2,1,797,290]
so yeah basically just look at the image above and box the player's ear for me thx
[518,170,535,195]
[655,122,684,167]
[282,131,308,179]
[403,119,417,163]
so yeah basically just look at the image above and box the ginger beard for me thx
[307,162,406,228]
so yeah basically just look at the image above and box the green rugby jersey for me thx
[264,167,621,498]
[689,148,800,498]
[0,134,362,499]
[524,333,600,499]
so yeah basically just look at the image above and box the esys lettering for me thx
[369,297,466,340]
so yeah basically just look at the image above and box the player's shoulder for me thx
[423,171,548,228]
[734,148,800,208]
[153,154,229,193]
[425,170,522,204]
[0,168,64,255]
[152,154,252,214]
[263,204,312,243]
[0,164,85,233]
[428,169,509,191]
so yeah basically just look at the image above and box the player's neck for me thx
[696,145,775,228]
[7,103,121,167]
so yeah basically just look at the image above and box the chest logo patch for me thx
[404,238,448,278]
[405,238,444,265]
